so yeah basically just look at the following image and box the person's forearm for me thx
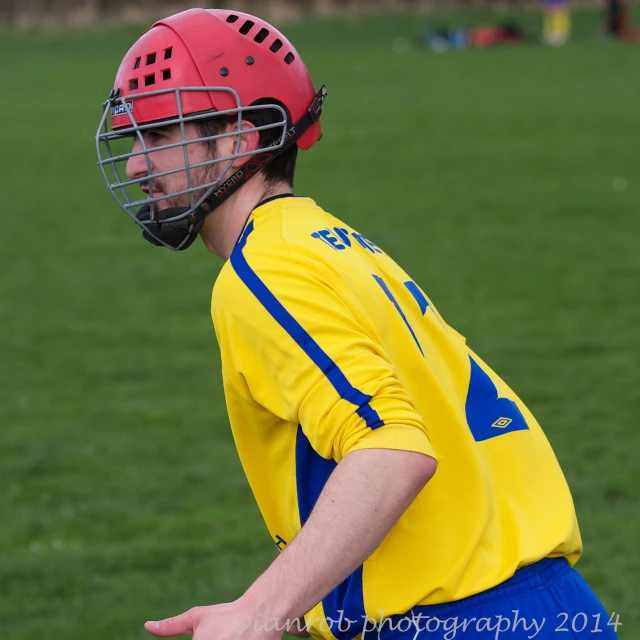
[239,447,437,627]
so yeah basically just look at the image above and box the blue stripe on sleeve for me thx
[295,426,366,640]
[231,220,384,430]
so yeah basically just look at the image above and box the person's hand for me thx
[144,601,295,640]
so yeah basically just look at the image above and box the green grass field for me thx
[1,8,639,639]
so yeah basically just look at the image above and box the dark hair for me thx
[197,99,298,187]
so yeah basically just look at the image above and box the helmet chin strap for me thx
[136,86,327,252]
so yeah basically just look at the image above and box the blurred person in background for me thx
[542,0,571,45]
[96,8,618,640]
[605,0,640,40]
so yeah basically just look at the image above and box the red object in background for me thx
[471,26,502,48]
[470,24,527,48]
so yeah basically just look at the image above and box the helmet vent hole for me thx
[270,39,283,53]
[254,28,269,43]
[239,20,254,35]
[226,14,238,23]
[162,68,171,81]
[134,57,141,69]
[164,47,173,60]
[144,74,156,87]
[284,52,295,65]
[129,79,139,90]
[146,53,156,66]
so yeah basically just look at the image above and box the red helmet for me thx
[96,8,326,251]
[111,8,321,150]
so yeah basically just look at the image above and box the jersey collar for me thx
[233,193,297,252]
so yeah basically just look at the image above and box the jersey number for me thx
[373,275,530,442]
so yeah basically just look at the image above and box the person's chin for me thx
[153,198,181,213]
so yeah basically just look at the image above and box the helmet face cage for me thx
[96,87,288,250]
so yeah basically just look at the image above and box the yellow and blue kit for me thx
[211,196,613,639]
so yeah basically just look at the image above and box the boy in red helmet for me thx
[97,9,618,640]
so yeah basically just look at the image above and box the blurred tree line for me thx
[0,0,557,26]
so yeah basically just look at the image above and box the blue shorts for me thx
[373,558,618,640]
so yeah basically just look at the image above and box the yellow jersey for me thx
[211,195,582,639]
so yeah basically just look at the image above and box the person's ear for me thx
[228,120,260,168]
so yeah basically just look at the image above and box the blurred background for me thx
[1,0,639,638]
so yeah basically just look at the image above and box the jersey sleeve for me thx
[212,232,436,464]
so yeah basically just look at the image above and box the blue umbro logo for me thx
[111,101,133,117]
